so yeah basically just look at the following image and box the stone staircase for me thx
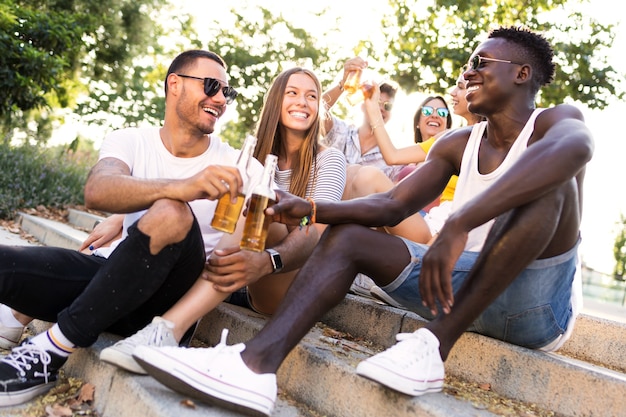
[3,209,626,417]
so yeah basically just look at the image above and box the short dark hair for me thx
[380,80,399,99]
[488,26,555,93]
[164,50,227,95]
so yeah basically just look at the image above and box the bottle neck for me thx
[254,154,277,198]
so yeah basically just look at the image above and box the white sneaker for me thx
[100,316,177,374]
[356,328,444,396]
[370,285,405,309]
[133,329,276,417]
[350,274,405,309]
[0,323,24,350]
[349,273,376,298]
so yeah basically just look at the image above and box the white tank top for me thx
[452,109,545,251]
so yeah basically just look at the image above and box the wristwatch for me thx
[265,248,283,274]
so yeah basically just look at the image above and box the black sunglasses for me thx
[466,55,523,72]
[421,106,449,118]
[175,74,238,104]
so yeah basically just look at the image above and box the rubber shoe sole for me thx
[0,381,56,407]
[100,347,146,374]
[370,285,405,309]
[356,358,443,396]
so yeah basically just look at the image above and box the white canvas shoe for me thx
[100,316,177,374]
[0,323,24,350]
[356,328,444,396]
[349,273,376,298]
[133,329,276,417]
[369,285,406,309]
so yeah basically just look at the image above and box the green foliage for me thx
[0,0,169,141]
[613,214,626,280]
[379,0,623,108]
[0,141,96,219]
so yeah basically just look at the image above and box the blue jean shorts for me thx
[380,238,578,349]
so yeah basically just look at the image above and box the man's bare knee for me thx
[138,199,194,252]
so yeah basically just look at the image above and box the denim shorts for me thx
[380,238,579,349]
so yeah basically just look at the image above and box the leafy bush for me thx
[0,140,97,219]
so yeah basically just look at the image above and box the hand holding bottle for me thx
[211,135,258,233]
[240,154,278,252]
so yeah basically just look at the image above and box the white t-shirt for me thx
[93,127,263,258]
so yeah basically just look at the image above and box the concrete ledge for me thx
[67,208,107,232]
[18,213,87,250]
[560,314,626,373]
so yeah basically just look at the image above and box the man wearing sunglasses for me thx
[0,49,263,406]
[134,27,593,417]
[320,57,405,183]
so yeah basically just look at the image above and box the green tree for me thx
[373,0,623,108]
[0,0,170,142]
[613,214,626,281]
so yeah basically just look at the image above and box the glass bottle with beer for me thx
[240,154,278,252]
[210,134,258,234]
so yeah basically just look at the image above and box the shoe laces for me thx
[201,329,242,363]
[213,328,230,353]
[383,331,437,365]
[115,319,173,350]
[3,344,52,382]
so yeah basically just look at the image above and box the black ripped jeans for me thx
[0,219,205,347]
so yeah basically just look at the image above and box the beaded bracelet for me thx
[299,197,317,235]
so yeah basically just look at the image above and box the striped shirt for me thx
[273,147,346,202]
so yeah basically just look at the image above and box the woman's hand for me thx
[79,214,124,253]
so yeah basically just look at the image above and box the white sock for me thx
[0,304,24,328]
[30,324,76,358]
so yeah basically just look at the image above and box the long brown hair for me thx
[253,67,324,198]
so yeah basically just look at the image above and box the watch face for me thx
[272,253,283,271]
[268,249,283,272]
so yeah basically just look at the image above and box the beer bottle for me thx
[210,135,258,233]
[240,154,278,252]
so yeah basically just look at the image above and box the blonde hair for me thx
[253,68,325,198]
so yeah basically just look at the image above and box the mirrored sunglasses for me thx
[421,106,449,118]
[379,101,393,111]
[176,74,238,104]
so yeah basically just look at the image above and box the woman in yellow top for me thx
[362,74,482,203]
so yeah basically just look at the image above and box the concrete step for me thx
[311,295,626,417]
[21,298,618,417]
[67,208,108,231]
[7,210,626,416]
[18,212,89,250]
